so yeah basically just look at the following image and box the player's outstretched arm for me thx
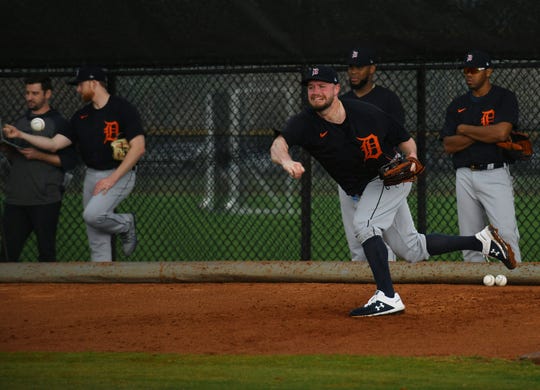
[3,124,71,152]
[270,135,305,179]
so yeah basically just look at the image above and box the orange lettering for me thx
[356,134,382,161]
[103,121,120,143]
[481,109,495,126]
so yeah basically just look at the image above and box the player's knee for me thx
[401,253,426,263]
[396,239,429,263]
[355,226,382,245]
[82,209,105,227]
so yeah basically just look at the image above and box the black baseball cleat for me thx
[475,224,516,270]
[349,290,405,317]
[120,213,138,256]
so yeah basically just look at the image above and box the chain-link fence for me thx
[1,62,539,262]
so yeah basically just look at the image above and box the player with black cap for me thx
[270,65,516,317]
[341,48,405,125]
[340,48,406,262]
[440,50,522,263]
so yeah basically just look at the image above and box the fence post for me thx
[300,151,312,260]
[416,66,427,234]
[108,73,117,262]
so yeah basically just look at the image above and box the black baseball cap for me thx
[301,66,339,85]
[67,65,107,85]
[348,48,376,66]
[462,50,492,68]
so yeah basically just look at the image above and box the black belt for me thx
[468,163,507,171]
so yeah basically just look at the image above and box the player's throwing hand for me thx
[282,160,305,179]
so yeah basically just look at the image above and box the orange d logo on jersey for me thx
[103,121,120,143]
[481,109,495,126]
[356,134,382,161]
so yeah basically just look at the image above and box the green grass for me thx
[1,352,539,389]
[9,191,540,262]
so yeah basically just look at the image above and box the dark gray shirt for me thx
[4,109,75,205]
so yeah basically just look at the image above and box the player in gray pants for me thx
[83,168,136,261]
[271,66,517,317]
[441,50,521,263]
[340,47,406,261]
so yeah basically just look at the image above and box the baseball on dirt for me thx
[30,117,45,131]
[495,274,508,286]
[483,274,495,286]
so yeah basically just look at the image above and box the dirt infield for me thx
[1,283,539,360]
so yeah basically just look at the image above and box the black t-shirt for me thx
[440,85,519,168]
[341,85,405,126]
[62,95,145,170]
[5,109,75,205]
[281,99,411,195]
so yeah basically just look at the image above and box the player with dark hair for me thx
[271,65,516,317]
[0,74,77,262]
[341,47,405,124]
[340,47,405,262]
[441,50,522,263]
[3,66,145,262]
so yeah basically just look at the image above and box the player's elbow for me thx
[270,136,288,164]
[493,122,513,142]
[442,145,454,154]
[270,148,280,164]
[493,133,510,143]
[132,144,145,161]
[49,143,60,153]
[130,135,146,159]
[138,145,146,159]
[442,140,454,154]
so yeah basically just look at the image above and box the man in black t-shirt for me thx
[0,75,77,262]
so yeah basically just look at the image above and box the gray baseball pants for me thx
[338,185,396,261]
[82,168,136,262]
[455,166,521,262]
[352,179,429,263]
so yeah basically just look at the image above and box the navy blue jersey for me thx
[62,96,144,170]
[341,85,405,126]
[281,99,411,195]
[440,85,519,168]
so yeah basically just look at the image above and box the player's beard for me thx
[27,97,46,113]
[81,89,95,103]
[350,78,368,90]
[309,94,334,112]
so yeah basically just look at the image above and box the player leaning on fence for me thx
[3,66,145,262]
[270,65,516,317]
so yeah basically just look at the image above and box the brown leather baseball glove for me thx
[379,156,425,186]
[496,131,533,162]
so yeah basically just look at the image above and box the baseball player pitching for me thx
[271,65,516,317]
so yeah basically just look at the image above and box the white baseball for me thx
[30,117,45,131]
[495,274,507,286]
[483,274,495,286]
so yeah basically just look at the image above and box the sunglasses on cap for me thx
[463,67,486,75]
